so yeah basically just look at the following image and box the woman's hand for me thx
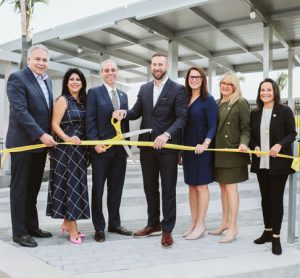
[239,144,248,152]
[270,144,282,157]
[254,146,261,157]
[195,144,207,154]
[63,135,81,145]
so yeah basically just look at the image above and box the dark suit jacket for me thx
[126,78,188,150]
[250,104,296,175]
[6,66,53,152]
[86,84,129,157]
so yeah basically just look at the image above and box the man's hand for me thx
[95,145,107,154]
[39,133,56,147]
[153,134,169,149]
[112,110,126,120]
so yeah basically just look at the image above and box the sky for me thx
[0,0,140,43]
[0,0,299,100]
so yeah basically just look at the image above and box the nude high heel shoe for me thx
[186,225,206,240]
[218,230,238,243]
[208,226,228,236]
[182,225,195,238]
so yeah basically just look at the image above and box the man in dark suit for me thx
[86,59,132,242]
[6,44,56,247]
[113,53,188,248]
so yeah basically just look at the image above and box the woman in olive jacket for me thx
[250,78,296,255]
[210,72,251,243]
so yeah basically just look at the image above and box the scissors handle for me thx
[103,118,123,150]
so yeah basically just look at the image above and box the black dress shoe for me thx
[29,228,52,238]
[272,237,282,255]
[254,230,272,244]
[94,231,105,242]
[13,235,37,248]
[108,226,133,236]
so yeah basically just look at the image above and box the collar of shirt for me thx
[153,75,168,89]
[104,83,117,99]
[30,68,48,81]
[153,75,168,106]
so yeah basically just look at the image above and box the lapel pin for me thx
[273,114,276,117]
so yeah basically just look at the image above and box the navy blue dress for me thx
[182,95,217,185]
[47,95,90,220]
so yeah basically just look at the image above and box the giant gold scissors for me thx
[103,118,152,157]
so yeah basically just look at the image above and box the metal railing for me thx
[287,139,299,243]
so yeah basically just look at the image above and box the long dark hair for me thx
[256,78,281,110]
[185,66,208,101]
[62,68,87,104]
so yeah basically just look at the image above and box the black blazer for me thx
[250,104,296,175]
[126,78,188,150]
[6,66,53,152]
[86,84,129,157]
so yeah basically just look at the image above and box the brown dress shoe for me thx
[161,232,174,248]
[133,226,162,238]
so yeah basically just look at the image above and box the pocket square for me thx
[162,97,168,101]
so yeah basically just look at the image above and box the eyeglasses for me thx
[220,81,234,88]
[189,75,202,80]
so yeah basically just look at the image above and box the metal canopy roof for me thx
[1,0,300,83]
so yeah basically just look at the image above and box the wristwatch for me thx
[204,139,210,146]
[163,132,171,140]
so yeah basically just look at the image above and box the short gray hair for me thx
[100,59,118,72]
[27,44,50,59]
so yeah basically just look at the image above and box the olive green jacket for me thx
[214,98,251,168]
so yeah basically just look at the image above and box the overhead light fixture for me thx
[76,46,83,54]
[249,9,256,19]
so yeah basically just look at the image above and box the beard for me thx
[152,69,167,80]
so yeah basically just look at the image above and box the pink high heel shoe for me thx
[60,226,86,238]
[70,236,82,244]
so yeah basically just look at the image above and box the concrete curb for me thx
[0,241,70,278]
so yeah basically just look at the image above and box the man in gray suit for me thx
[6,44,56,247]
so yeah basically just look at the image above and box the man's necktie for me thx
[111,89,119,110]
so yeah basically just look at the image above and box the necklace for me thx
[261,108,272,134]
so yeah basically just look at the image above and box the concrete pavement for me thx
[0,161,300,277]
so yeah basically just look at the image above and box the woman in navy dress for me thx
[47,68,90,244]
[182,66,217,240]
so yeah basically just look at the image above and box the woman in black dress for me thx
[47,68,90,244]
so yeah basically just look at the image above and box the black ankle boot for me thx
[253,230,272,244]
[272,237,282,255]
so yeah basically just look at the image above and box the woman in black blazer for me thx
[250,78,296,255]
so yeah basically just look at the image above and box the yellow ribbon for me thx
[1,119,299,171]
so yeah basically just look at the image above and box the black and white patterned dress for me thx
[47,95,90,220]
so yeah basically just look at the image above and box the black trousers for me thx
[140,148,178,232]
[91,153,126,231]
[256,169,288,235]
[10,151,47,237]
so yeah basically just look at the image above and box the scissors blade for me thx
[123,145,134,158]
[122,128,152,139]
